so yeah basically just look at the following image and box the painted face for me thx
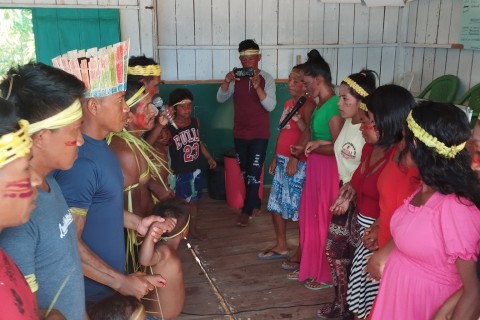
[469,122,480,176]
[144,76,161,96]
[470,140,480,175]
[98,91,129,133]
[239,54,261,70]
[175,101,193,120]
[43,118,84,171]
[132,94,156,131]
[301,73,319,98]
[0,156,39,229]
[359,110,379,145]
[287,70,305,98]
[338,84,360,119]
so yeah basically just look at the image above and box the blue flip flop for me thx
[257,250,289,260]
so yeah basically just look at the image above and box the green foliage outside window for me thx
[0,9,36,77]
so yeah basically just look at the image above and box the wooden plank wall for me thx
[156,0,479,97]
[403,0,480,97]
[157,0,403,86]
[2,0,479,97]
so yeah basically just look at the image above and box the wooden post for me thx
[296,55,302,65]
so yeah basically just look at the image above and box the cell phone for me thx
[234,67,254,78]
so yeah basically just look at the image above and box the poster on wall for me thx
[460,0,480,50]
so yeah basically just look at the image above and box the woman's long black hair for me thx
[364,84,415,149]
[404,101,480,209]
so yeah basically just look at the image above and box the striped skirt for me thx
[346,213,379,318]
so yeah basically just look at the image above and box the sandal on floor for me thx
[281,260,300,270]
[304,280,333,291]
[286,269,300,280]
[257,249,289,260]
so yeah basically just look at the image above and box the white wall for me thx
[156,0,403,86]
[155,0,479,98]
[401,0,480,97]
[2,0,479,97]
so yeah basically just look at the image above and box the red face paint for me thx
[134,101,150,129]
[472,154,480,165]
[65,140,77,146]
[3,178,33,199]
[176,103,192,120]
[361,123,376,131]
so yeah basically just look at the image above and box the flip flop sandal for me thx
[257,250,289,260]
[287,269,300,280]
[281,260,300,270]
[304,280,333,291]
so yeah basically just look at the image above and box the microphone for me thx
[277,96,307,130]
[152,96,178,129]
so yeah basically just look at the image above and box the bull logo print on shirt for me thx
[172,127,200,162]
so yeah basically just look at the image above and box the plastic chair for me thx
[417,75,460,103]
[458,83,480,127]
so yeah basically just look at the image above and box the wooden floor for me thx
[175,190,335,320]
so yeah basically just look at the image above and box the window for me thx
[0,9,36,75]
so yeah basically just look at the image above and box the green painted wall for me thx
[159,82,291,185]
[32,8,120,65]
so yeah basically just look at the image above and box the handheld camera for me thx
[234,67,254,78]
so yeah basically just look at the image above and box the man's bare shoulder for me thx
[109,135,133,154]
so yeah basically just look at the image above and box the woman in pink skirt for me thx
[291,49,344,290]
[368,101,480,320]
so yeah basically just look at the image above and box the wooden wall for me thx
[156,0,479,97]
[2,0,479,96]
[157,0,404,87]
[402,0,480,98]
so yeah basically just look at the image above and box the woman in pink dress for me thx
[368,101,480,320]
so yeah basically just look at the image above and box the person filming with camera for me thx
[217,39,276,227]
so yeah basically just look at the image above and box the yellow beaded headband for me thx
[161,214,190,241]
[343,77,368,98]
[28,99,83,136]
[126,86,149,109]
[128,65,161,77]
[0,119,32,168]
[239,49,260,56]
[406,111,466,158]
[359,102,369,112]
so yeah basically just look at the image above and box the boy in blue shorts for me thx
[166,88,216,240]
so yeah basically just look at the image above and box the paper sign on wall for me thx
[460,0,480,50]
